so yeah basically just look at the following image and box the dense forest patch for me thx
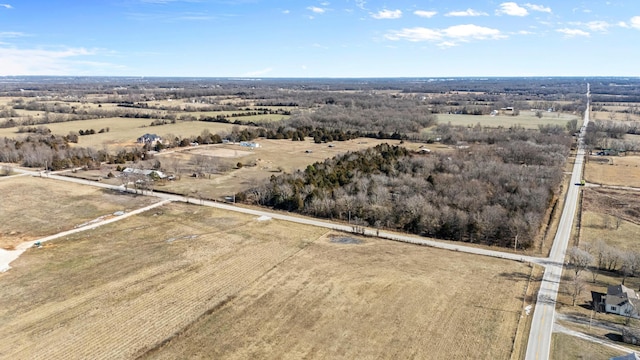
[240,127,571,248]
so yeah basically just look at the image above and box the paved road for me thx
[525,85,591,360]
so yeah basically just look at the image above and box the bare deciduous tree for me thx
[567,273,586,307]
[568,246,594,277]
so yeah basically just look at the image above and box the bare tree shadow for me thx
[498,271,531,281]
[605,333,624,342]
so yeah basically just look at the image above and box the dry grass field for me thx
[155,138,406,199]
[0,117,239,150]
[584,155,640,187]
[435,111,580,129]
[0,176,156,249]
[0,201,534,360]
[580,188,640,251]
[551,333,626,360]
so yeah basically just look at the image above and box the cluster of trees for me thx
[584,120,640,152]
[17,126,51,134]
[241,128,569,247]
[0,134,147,170]
[566,242,640,309]
[287,102,437,136]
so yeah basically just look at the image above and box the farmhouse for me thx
[122,167,167,179]
[137,133,161,144]
[604,284,640,319]
[239,141,260,149]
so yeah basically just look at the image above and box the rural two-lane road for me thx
[525,84,591,360]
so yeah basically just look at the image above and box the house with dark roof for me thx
[137,133,161,144]
[605,284,640,319]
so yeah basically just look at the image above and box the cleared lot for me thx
[584,155,640,187]
[0,176,156,249]
[0,202,533,359]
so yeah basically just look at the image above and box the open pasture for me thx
[436,110,580,129]
[0,201,533,359]
[0,176,156,249]
[0,117,240,149]
[156,138,405,199]
[580,188,640,251]
[584,155,640,187]
[143,231,533,359]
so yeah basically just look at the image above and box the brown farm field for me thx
[0,201,534,359]
[0,117,239,150]
[584,155,640,187]
[0,176,157,249]
[435,110,580,129]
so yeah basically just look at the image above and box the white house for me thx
[605,284,640,319]
[122,168,166,179]
[239,141,260,149]
[137,133,161,144]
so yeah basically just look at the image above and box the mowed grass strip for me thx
[145,233,532,360]
[0,176,157,249]
[0,203,327,359]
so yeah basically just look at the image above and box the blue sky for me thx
[0,0,639,77]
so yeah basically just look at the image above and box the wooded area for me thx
[241,126,570,248]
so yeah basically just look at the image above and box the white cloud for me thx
[443,24,506,40]
[584,21,611,32]
[496,2,528,16]
[556,28,590,37]
[320,1,330,5]
[0,31,26,38]
[355,0,366,10]
[414,10,437,18]
[618,21,629,28]
[0,4,12,9]
[437,41,457,48]
[385,24,505,45]
[631,16,640,29]
[445,9,488,17]
[282,9,290,14]
[524,3,551,13]
[371,9,402,19]
[0,47,119,76]
[307,6,325,14]
[386,27,442,42]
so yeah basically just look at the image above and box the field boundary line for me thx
[0,199,172,272]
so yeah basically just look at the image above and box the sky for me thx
[0,0,639,77]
